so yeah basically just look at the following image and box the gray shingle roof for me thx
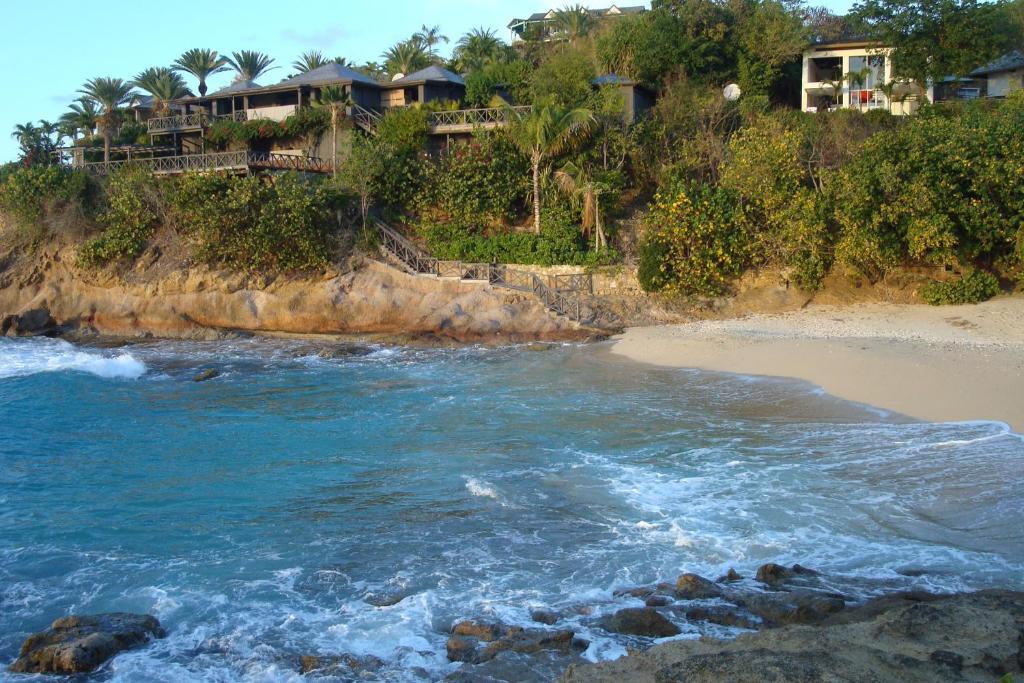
[209,79,262,96]
[278,63,380,87]
[510,5,645,28]
[970,51,1024,77]
[390,65,465,86]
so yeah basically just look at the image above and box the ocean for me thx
[1,337,1022,681]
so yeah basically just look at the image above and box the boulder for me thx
[452,620,506,642]
[599,608,681,638]
[755,563,795,584]
[299,653,384,674]
[530,609,561,625]
[645,595,673,608]
[680,606,761,630]
[9,613,165,674]
[192,369,220,382]
[737,591,845,626]
[718,568,744,583]
[675,573,723,600]
[446,624,578,664]
[446,635,479,663]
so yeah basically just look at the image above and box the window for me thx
[848,55,886,109]
[957,88,980,100]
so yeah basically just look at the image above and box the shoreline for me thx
[610,298,1024,434]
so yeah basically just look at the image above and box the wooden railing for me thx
[428,106,531,132]
[147,111,247,134]
[373,219,592,322]
[75,151,331,176]
[350,104,383,135]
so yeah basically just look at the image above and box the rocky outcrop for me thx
[561,591,1024,683]
[445,619,583,665]
[0,246,595,343]
[599,608,681,638]
[675,573,723,600]
[9,613,166,674]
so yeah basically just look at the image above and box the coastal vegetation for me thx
[3,0,1023,301]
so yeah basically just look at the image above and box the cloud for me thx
[280,24,351,47]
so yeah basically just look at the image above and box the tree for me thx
[382,40,432,77]
[506,104,596,233]
[314,85,353,176]
[78,77,136,162]
[11,122,41,164]
[360,61,386,80]
[337,135,384,237]
[453,28,506,73]
[553,4,598,42]
[555,161,611,249]
[293,50,331,74]
[414,24,449,55]
[173,48,230,97]
[734,0,809,97]
[851,0,1012,83]
[60,98,99,140]
[530,44,596,108]
[226,50,278,82]
[132,67,192,116]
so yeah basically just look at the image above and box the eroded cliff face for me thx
[0,245,588,343]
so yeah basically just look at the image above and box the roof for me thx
[509,5,645,28]
[208,79,262,96]
[970,51,1024,77]
[278,63,380,87]
[389,65,465,86]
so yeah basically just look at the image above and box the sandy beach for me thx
[612,297,1024,433]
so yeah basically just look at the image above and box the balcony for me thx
[72,151,332,176]
[427,106,532,134]
[147,111,247,135]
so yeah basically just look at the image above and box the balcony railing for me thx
[428,106,532,132]
[74,151,331,176]
[147,111,248,134]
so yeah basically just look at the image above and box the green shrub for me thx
[417,134,529,224]
[207,107,329,146]
[78,166,159,267]
[168,172,336,272]
[641,182,745,295]
[920,270,1000,305]
[834,96,1024,280]
[0,165,90,225]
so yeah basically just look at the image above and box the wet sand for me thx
[612,297,1024,433]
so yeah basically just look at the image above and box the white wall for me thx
[988,70,1024,98]
[246,104,298,122]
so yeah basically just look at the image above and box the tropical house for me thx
[801,38,930,115]
[969,51,1024,98]
[592,74,655,124]
[508,5,646,42]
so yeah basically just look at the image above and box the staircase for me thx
[372,219,594,323]
[350,105,382,135]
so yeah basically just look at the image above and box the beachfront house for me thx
[969,51,1024,98]
[801,38,930,115]
[508,5,646,42]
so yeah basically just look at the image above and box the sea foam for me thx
[0,338,146,380]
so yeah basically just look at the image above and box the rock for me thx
[755,563,794,584]
[299,653,384,674]
[718,568,743,583]
[2,308,56,337]
[480,629,576,660]
[452,620,506,642]
[531,609,561,625]
[736,591,845,626]
[614,586,655,599]
[675,573,722,600]
[446,635,479,663]
[192,368,220,382]
[599,608,681,638]
[364,591,406,607]
[680,606,760,630]
[9,613,166,674]
[645,595,673,608]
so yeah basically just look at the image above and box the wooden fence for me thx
[147,111,247,134]
[74,151,331,176]
[373,219,592,322]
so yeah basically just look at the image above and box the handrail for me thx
[147,110,248,134]
[350,104,383,135]
[372,219,592,322]
[74,151,331,176]
[428,106,531,129]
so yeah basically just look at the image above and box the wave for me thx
[0,338,146,380]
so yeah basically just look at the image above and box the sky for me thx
[1,0,853,163]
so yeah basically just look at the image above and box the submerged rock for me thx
[675,573,723,600]
[599,608,681,638]
[754,563,794,584]
[192,368,220,382]
[530,609,561,625]
[299,653,384,674]
[9,613,165,674]
[718,568,744,583]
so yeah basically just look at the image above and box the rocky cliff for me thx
[0,244,591,343]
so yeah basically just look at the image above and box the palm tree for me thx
[60,97,100,140]
[11,122,41,161]
[332,56,350,66]
[414,24,449,55]
[507,104,595,233]
[133,67,192,116]
[173,48,230,97]
[360,62,385,80]
[314,85,353,176]
[382,40,432,78]
[226,50,278,83]
[553,4,596,43]
[555,162,609,250]
[453,27,504,73]
[78,77,136,162]
[292,50,330,74]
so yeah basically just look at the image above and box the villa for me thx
[801,38,929,115]
[508,5,645,42]
[969,50,1024,98]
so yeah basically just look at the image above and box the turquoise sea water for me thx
[1,337,1022,681]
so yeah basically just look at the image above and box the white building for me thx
[801,38,930,115]
[970,51,1024,98]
